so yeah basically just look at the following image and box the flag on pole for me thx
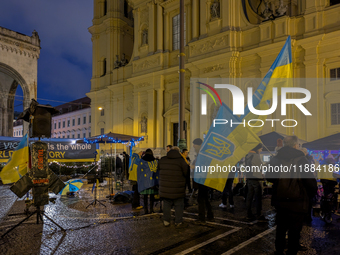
[241,36,293,133]
[194,36,293,191]
[0,134,29,184]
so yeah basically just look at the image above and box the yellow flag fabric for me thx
[194,37,292,192]
[194,103,261,192]
[241,36,293,134]
[0,134,29,184]
[128,153,140,182]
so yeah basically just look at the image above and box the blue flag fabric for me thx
[137,159,159,193]
[128,152,140,182]
[194,103,261,191]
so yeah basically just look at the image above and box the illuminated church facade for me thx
[87,0,340,153]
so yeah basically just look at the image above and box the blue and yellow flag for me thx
[128,152,140,182]
[0,134,29,184]
[194,36,292,191]
[137,159,159,193]
[241,36,293,133]
[194,103,261,191]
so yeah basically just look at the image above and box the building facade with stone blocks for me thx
[87,0,340,154]
[0,26,40,137]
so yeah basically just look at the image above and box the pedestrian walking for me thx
[158,146,188,228]
[245,143,266,221]
[267,136,317,255]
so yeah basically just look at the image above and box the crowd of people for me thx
[128,135,335,255]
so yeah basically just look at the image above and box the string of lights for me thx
[49,161,98,169]
[83,135,144,145]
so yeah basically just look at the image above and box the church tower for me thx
[89,0,133,88]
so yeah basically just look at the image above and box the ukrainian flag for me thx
[241,36,293,133]
[194,36,292,191]
[137,159,159,193]
[128,152,140,182]
[194,103,261,192]
[0,134,29,184]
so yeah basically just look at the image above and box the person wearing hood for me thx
[245,143,266,221]
[158,146,188,228]
[267,136,317,255]
[140,149,159,214]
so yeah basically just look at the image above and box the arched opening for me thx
[0,63,31,137]
[12,83,24,137]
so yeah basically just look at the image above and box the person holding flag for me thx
[194,36,293,194]
[137,149,159,214]
[129,147,143,210]
[0,134,29,184]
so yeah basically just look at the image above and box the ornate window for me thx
[330,68,340,81]
[101,58,106,76]
[172,14,186,51]
[330,0,340,6]
[331,103,340,125]
[103,0,107,16]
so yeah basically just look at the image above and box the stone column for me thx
[156,86,164,148]
[221,0,230,31]
[147,89,156,148]
[148,2,156,55]
[192,0,199,41]
[133,91,140,136]
[156,3,163,53]
[199,0,208,38]
[164,11,169,52]
[133,8,140,60]
[186,3,192,43]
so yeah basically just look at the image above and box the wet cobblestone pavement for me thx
[1,182,340,255]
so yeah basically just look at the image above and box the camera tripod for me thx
[1,205,65,239]
[86,178,106,209]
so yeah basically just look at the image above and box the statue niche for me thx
[210,0,220,19]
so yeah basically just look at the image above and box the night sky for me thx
[0,1,93,112]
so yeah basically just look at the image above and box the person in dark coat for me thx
[267,136,317,255]
[158,146,188,228]
[245,143,265,221]
[123,151,130,180]
[192,138,214,223]
[116,155,123,180]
